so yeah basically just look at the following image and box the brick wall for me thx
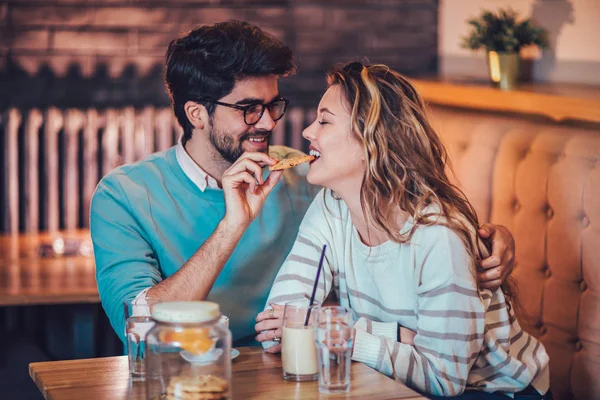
[0,0,438,109]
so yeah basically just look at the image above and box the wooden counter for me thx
[410,77,600,124]
[0,230,98,306]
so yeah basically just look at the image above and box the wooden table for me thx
[0,230,98,306]
[30,346,426,399]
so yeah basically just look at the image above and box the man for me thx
[90,21,515,345]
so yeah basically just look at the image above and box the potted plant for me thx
[462,8,547,90]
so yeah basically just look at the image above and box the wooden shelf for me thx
[410,77,600,124]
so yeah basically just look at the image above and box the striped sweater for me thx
[265,189,550,397]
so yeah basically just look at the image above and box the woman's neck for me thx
[336,185,407,248]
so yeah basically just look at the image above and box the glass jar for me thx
[145,301,232,400]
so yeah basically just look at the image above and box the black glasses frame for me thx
[207,98,289,126]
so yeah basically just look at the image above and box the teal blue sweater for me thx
[90,146,316,343]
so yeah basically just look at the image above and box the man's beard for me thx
[209,127,272,164]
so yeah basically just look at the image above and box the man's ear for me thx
[184,101,210,131]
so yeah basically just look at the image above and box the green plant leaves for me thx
[461,8,548,52]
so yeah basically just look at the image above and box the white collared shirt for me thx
[175,141,220,191]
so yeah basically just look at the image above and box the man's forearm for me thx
[147,219,245,301]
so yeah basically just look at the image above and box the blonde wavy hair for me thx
[327,62,517,306]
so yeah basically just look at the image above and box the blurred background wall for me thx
[0,0,439,110]
[439,0,599,85]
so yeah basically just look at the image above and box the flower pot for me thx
[487,51,520,90]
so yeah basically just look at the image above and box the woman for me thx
[254,62,550,399]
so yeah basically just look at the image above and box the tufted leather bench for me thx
[430,106,600,400]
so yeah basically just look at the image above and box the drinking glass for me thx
[281,299,320,381]
[314,306,354,393]
[124,297,161,379]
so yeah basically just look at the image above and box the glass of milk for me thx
[281,299,320,381]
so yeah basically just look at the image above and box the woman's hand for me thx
[399,326,416,345]
[254,304,285,353]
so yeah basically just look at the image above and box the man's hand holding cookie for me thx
[221,152,283,232]
[221,153,314,234]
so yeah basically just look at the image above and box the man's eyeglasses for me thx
[207,98,289,126]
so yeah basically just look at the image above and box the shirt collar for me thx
[175,141,220,192]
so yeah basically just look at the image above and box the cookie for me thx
[269,155,315,171]
[167,375,229,394]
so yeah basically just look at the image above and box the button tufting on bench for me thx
[545,205,554,220]
[512,199,521,212]
[582,215,590,228]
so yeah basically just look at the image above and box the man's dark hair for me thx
[165,21,296,145]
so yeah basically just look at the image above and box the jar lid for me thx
[152,301,220,323]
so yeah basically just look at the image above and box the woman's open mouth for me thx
[309,149,321,163]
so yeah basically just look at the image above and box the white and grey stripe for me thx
[416,345,480,365]
[274,273,326,291]
[297,234,324,254]
[421,283,480,299]
[347,288,416,317]
[418,328,485,342]
[420,309,485,319]
[268,292,308,305]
